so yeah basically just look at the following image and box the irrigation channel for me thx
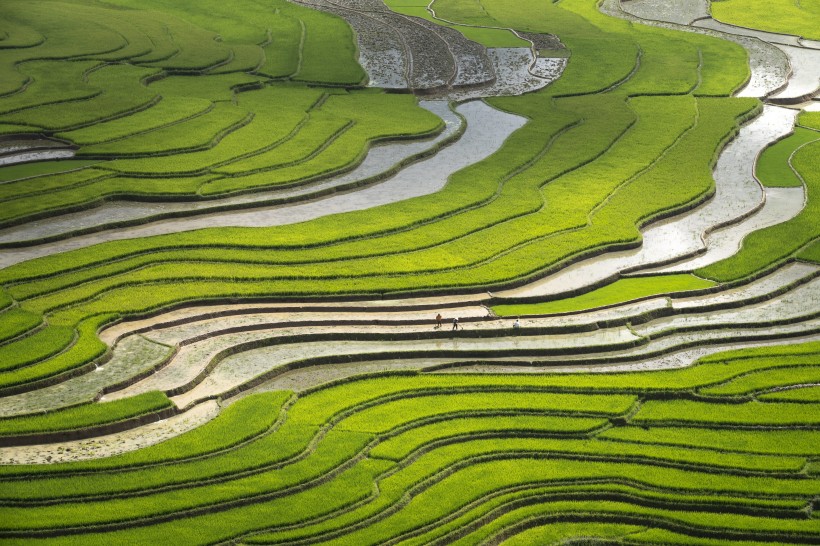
[0,0,819,465]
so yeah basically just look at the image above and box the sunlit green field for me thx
[0,0,818,543]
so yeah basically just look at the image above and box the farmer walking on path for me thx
[452,317,460,330]
[435,313,443,329]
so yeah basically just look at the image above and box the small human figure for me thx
[452,317,460,330]
[435,313,443,329]
[513,318,521,330]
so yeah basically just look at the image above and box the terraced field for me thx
[0,0,819,543]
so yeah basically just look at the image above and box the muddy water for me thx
[652,186,805,272]
[619,0,709,25]
[0,101,526,267]
[497,106,798,298]
[0,149,75,166]
[767,45,820,101]
[0,137,75,167]
[449,48,566,101]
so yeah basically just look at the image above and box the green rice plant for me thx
[0,2,155,96]
[462,522,641,546]
[0,64,160,131]
[758,386,820,403]
[103,0,267,44]
[0,288,11,310]
[0,391,171,437]
[3,95,695,310]
[146,73,263,102]
[371,428,805,473]
[80,103,250,156]
[756,126,820,187]
[632,399,820,426]
[208,44,265,74]
[102,86,324,175]
[258,11,302,78]
[600,425,820,456]
[0,315,111,391]
[0,173,222,230]
[0,60,101,118]
[0,307,41,344]
[0,324,75,373]
[139,17,232,71]
[0,170,113,205]
[493,274,714,316]
[690,32,750,97]
[0,15,44,49]
[0,459,392,546]
[614,27,701,96]
[0,428,371,528]
[0,161,101,185]
[367,414,607,459]
[625,527,786,545]
[210,113,348,175]
[290,6,365,84]
[286,447,820,546]
[253,478,801,545]
[711,0,820,41]
[336,392,635,435]
[0,422,319,500]
[800,239,820,263]
[57,97,213,145]
[201,91,443,192]
[399,482,806,546]
[2,343,819,542]
[447,498,820,546]
[698,364,820,396]
[10,96,751,316]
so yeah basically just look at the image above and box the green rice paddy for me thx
[0,0,818,543]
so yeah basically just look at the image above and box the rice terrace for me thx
[1,0,820,543]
